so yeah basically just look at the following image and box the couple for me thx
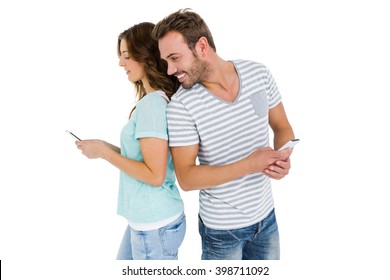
[76,9,296,260]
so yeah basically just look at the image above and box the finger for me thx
[264,169,283,180]
[275,159,290,169]
[280,147,293,156]
[268,165,282,174]
[269,164,289,176]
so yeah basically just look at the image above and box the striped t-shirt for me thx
[167,60,282,230]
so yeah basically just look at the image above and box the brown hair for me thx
[152,8,216,53]
[118,22,180,104]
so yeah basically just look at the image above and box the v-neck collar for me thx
[198,61,241,105]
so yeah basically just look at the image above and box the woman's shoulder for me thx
[137,91,168,111]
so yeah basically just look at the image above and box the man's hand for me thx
[263,150,292,180]
[246,147,292,174]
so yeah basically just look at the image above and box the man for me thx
[152,9,295,260]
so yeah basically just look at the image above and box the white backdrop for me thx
[1,0,389,279]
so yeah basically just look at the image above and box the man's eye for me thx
[171,57,178,62]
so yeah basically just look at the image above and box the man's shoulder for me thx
[170,84,203,104]
[232,59,268,71]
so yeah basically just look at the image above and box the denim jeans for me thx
[199,209,280,260]
[116,213,186,260]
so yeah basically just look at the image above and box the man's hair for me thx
[152,8,216,52]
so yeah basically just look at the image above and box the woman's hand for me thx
[76,140,111,159]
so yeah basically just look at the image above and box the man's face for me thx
[159,31,208,89]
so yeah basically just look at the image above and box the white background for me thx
[1,0,389,279]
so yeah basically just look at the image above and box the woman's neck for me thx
[142,79,160,94]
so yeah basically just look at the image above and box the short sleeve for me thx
[134,94,168,140]
[266,66,282,109]
[166,97,199,147]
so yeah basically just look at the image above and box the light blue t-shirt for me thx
[117,92,184,225]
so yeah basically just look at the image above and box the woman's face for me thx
[118,39,145,83]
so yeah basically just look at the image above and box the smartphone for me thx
[278,139,300,151]
[65,130,81,141]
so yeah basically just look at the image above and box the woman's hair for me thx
[118,22,180,103]
[152,8,216,53]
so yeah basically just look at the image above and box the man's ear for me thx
[196,36,209,57]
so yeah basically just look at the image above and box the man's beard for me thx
[181,57,210,89]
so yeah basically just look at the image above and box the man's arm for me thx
[171,144,291,191]
[264,102,295,179]
[269,102,295,150]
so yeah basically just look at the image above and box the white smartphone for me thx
[278,139,300,151]
[65,130,81,141]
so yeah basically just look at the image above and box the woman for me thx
[76,22,185,260]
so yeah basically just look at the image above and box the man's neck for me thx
[201,59,239,103]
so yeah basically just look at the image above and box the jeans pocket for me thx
[159,216,186,257]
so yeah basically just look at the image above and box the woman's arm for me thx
[76,138,168,187]
[103,141,120,153]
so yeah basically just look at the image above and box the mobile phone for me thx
[65,130,81,141]
[278,139,300,151]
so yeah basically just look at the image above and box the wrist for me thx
[101,144,114,161]
[240,157,255,175]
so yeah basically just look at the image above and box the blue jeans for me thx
[199,209,280,260]
[116,213,186,260]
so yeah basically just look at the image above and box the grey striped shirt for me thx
[167,60,282,230]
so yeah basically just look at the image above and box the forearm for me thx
[103,141,120,153]
[273,126,295,151]
[269,102,295,151]
[103,150,164,187]
[176,159,252,191]
[171,144,286,191]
